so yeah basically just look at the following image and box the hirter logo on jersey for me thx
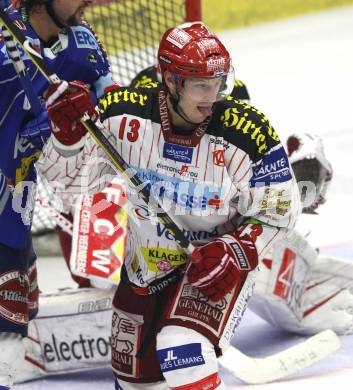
[213,150,225,166]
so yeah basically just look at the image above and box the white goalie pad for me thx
[15,287,115,384]
[250,229,317,332]
[301,255,353,334]
[250,229,353,335]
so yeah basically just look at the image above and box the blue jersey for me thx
[0,8,114,249]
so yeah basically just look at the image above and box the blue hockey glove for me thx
[20,110,51,149]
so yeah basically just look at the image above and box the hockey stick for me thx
[0,6,195,256]
[1,20,42,115]
[219,329,341,384]
[0,9,341,383]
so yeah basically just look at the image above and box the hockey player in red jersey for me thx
[39,22,300,389]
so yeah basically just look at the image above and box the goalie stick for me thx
[219,329,341,384]
[0,8,341,383]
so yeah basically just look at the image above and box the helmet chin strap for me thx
[169,94,202,126]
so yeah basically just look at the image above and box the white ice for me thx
[14,5,353,389]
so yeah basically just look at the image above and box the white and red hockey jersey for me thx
[38,86,300,291]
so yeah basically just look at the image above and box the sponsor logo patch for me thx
[157,343,205,372]
[0,270,29,325]
[166,28,192,49]
[251,146,292,187]
[212,150,225,166]
[163,143,194,163]
[229,241,251,270]
[141,247,187,272]
[134,167,223,212]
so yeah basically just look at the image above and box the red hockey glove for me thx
[45,80,98,148]
[187,232,258,302]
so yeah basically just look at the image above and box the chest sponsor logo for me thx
[156,162,199,179]
[213,150,225,166]
[209,137,230,150]
[157,343,205,373]
[134,167,224,212]
[251,146,292,187]
[163,143,193,163]
[72,27,105,63]
[141,247,187,272]
[156,223,218,242]
[73,29,98,49]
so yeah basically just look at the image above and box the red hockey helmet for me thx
[158,22,234,101]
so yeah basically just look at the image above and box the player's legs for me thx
[111,278,227,389]
[0,241,37,388]
[156,325,225,389]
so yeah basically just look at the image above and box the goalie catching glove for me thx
[45,80,98,149]
[187,231,258,302]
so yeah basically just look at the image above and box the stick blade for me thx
[219,329,341,384]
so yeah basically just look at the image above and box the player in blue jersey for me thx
[0,0,114,387]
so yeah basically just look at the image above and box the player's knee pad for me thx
[115,378,167,390]
[0,332,24,387]
[156,325,224,389]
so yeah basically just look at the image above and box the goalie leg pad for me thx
[0,332,24,388]
[15,287,115,384]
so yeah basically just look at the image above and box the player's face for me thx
[178,77,222,123]
[53,0,94,26]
